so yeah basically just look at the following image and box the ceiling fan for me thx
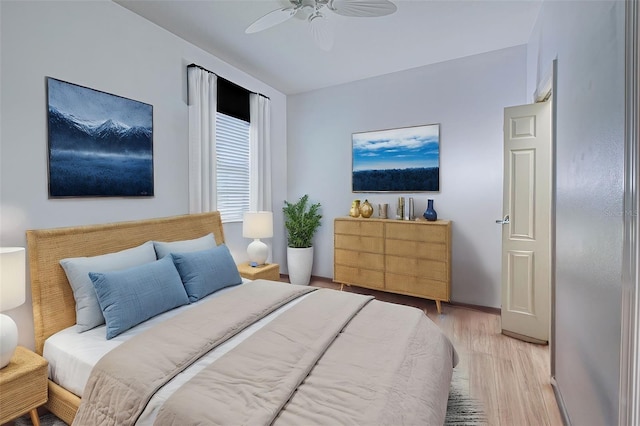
[245,0,397,51]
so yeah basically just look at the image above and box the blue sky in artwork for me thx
[352,125,440,171]
[48,78,152,128]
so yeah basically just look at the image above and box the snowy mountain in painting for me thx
[48,107,152,155]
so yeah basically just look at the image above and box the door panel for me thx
[501,101,552,343]
[510,149,536,240]
[507,250,535,315]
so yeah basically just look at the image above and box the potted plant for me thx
[283,194,322,285]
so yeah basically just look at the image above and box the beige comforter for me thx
[73,281,457,426]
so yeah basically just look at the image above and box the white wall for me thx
[0,0,287,350]
[527,1,625,424]
[287,46,527,308]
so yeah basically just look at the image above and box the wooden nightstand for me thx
[237,262,281,281]
[0,346,48,426]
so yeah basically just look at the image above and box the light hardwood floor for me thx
[308,278,564,426]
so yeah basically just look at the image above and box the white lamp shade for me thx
[243,211,273,239]
[0,247,26,311]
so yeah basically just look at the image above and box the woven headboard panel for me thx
[26,212,225,355]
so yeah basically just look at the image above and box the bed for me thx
[27,212,458,425]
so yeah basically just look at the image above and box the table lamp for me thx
[242,211,273,266]
[0,247,26,368]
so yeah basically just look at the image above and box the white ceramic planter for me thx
[287,246,314,286]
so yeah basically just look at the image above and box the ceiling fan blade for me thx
[245,7,298,34]
[308,14,334,51]
[328,0,397,17]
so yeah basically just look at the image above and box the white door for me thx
[500,100,552,344]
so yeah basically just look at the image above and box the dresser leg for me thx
[435,300,442,314]
[30,409,40,426]
[340,283,344,291]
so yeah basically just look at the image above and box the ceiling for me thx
[114,0,542,95]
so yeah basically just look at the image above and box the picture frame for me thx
[46,77,154,198]
[352,123,440,192]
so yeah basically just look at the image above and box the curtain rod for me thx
[187,63,270,100]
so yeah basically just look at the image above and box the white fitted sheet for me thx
[43,280,304,402]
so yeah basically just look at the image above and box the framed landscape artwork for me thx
[352,123,440,192]
[47,77,154,197]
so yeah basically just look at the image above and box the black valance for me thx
[187,63,268,123]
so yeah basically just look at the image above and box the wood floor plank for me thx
[308,278,562,425]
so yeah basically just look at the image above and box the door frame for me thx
[535,59,573,424]
[534,58,557,371]
[619,1,639,424]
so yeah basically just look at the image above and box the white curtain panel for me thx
[187,67,218,213]
[249,93,272,212]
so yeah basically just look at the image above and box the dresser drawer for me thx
[335,264,385,289]
[385,222,448,243]
[385,239,447,261]
[335,234,384,254]
[334,249,384,270]
[385,256,448,281]
[385,272,449,300]
[334,219,384,237]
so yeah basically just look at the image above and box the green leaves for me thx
[283,194,322,248]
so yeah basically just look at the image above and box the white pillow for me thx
[60,241,157,332]
[153,233,216,258]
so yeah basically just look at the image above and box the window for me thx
[216,78,251,222]
[216,112,249,222]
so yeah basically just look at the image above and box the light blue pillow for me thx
[60,241,157,332]
[153,233,216,259]
[89,256,190,339]
[170,244,242,302]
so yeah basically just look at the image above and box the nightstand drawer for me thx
[0,346,48,423]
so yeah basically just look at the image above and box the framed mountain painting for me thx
[352,123,440,192]
[46,77,154,197]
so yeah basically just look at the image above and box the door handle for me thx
[496,215,510,225]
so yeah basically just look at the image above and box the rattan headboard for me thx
[26,212,225,355]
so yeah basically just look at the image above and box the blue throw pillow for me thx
[153,233,216,259]
[89,256,190,339]
[170,244,242,302]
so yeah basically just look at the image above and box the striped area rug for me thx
[445,368,488,425]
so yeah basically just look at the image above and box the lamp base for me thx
[247,239,269,266]
[0,313,18,368]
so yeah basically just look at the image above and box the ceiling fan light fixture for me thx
[245,0,396,49]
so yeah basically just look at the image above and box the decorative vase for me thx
[349,200,361,217]
[378,203,388,219]
[423,199,438,221]
[287,246,314,286]
[360,199,373,218]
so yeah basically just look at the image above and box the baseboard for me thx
[551,376,571,425]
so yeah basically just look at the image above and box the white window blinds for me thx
[216,112,250,222]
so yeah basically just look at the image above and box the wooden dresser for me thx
[334,217,451,313]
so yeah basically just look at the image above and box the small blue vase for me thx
[423,199,437,221]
